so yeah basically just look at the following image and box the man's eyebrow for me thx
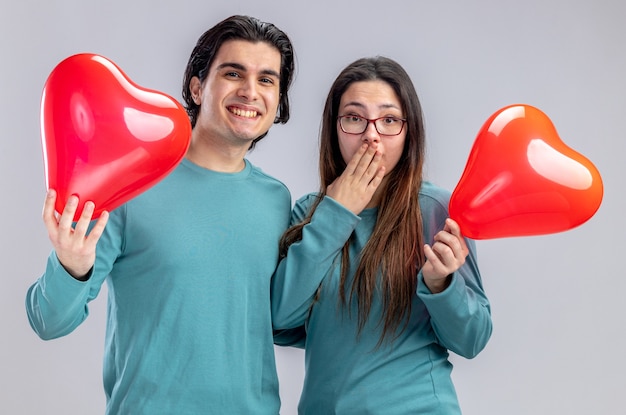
[215,62,280,78]
[215,62,245,72]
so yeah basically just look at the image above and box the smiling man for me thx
[26,15,295,415]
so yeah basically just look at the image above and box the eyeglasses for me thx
[337,115,406,136]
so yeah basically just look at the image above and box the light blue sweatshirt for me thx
[26,158,291,415]
[272,181,492,414]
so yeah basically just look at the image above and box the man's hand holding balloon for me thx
[42,190,109,280]
[39,53,192,278]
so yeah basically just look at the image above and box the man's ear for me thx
[189,76,202,105]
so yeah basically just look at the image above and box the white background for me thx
[1,1,624,414]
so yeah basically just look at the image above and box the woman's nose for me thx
[361,121,381,144]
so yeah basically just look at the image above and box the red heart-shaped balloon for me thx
[41,53,191,220]
[449,104,603,239]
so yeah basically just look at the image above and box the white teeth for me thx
[230,107,257,118]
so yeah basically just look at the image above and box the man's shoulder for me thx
[248,162,290,192]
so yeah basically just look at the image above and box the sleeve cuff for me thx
[417,270,468,312]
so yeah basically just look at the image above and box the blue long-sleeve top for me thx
[271,181,492,414]
[27,158,291,415]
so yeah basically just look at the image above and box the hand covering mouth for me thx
[228,106,259,118]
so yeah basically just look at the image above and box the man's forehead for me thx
[212,40,281,71]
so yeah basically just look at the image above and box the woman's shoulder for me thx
[419,181,452,208]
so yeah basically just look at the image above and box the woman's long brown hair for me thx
[280,56,426,346]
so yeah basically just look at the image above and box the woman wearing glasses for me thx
[272,56,492,414]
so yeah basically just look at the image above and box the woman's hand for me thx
[326,144,385,215]
[422,218,469,293]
